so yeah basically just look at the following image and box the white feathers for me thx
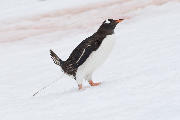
[75,35,116,84]
[105,20,110,24]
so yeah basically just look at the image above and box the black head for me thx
[97,19,124,35]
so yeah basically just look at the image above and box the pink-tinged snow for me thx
[0,0,180,120]
[0,0,179,43]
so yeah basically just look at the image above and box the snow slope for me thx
[0,0,180,120]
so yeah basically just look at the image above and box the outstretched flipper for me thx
[50,50,63,66]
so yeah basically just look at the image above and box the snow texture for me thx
[0,0,180,120]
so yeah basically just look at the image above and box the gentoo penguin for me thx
[50,19,124,89]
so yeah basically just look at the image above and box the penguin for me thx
[50,19,124,90]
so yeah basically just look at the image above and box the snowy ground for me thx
[0,0,180,120]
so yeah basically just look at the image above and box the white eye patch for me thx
[105,20,110,24]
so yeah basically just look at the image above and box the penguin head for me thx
[97,19,124,35]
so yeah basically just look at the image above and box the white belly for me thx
[76,35,116,82]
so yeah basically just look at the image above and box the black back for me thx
[60,19,120,77]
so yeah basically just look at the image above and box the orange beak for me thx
[115,19,124,23]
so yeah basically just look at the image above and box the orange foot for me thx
[88,80,101,86]
[78,84,83,90]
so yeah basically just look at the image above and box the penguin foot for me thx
[78,84,83,90]
[88,80,101,86]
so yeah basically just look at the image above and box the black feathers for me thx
[66,34,104,68]
[49,33,105,77]
[50,19,122,77]
[50,50,63,66]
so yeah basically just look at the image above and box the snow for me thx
[0,0,180,120]
[0,0,108,20]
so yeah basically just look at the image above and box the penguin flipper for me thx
[75,46,93,68]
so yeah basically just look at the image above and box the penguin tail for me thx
[50,49,63,67]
